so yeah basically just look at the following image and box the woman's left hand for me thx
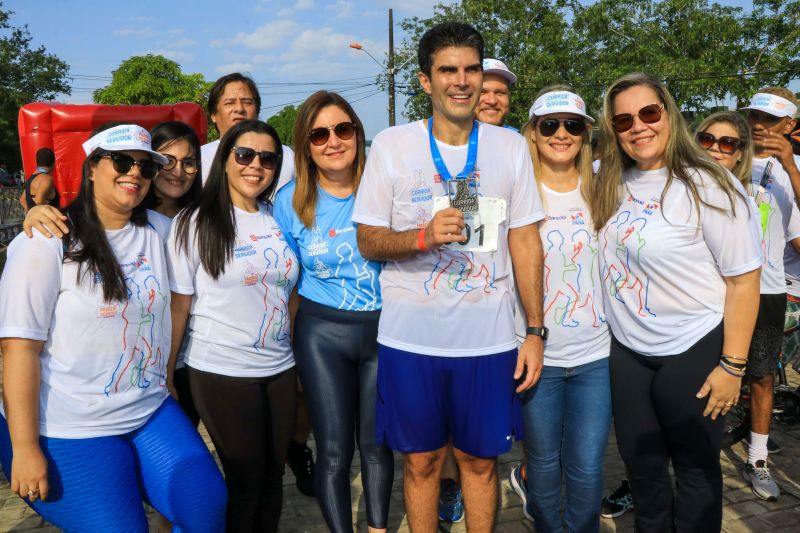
[696,365,742,420]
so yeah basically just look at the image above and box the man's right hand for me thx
[423,207,468,250]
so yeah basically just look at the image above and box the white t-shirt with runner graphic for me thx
[599,166,761,356]
[515,182,609,366]
[750,156,800,294]
[0,224,170,438]
[166,204,299,377]
[352,121,545,357]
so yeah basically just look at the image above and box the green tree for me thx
[396,0,800,126]
[0,1,70,170]
[267,105,298,147]
[93,55,210,106]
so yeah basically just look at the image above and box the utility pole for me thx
[387,8,396,127]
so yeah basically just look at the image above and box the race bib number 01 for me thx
[432,195,507,253]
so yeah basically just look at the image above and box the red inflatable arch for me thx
[18,102,208,207]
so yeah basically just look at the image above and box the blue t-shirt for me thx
[273,180,382,311]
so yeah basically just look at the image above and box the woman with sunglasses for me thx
[695,111,753,184]
[505,86,610,532]
[166,119,298,533]
[0,123,226,532]
[272,91,393,533]
[590,73,762,532]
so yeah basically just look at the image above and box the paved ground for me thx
[0,365,798,532]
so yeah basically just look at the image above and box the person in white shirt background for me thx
[591,73,762,532]
[737,88,800,501]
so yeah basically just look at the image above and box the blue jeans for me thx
[522,357,611,533]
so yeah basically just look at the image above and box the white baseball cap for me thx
[740,92,798,119]
[482,58,517,84]
[82,124,169,165]
[528,90,594,123]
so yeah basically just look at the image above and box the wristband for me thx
[719,362,745,378]
[417,228,428,252]
[720,356,747,370]
[721,354,748,362]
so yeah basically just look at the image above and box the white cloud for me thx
[215,62,254,74]
[277,7,292,17]
[172,38,197,48]
[327,0,355,18]
[113,27,155,38]
[281,27,380,62]
[215,19,300,50]
[295,0,315,10]
[273,59,350,81]
[144,49,194,63]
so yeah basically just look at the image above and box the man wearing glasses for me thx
[353,22,546,531]
[739,87,800,502]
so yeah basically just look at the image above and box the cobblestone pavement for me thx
[0,366,798,532]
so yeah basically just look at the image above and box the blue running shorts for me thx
[375,344,522,458]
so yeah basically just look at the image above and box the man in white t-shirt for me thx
[740,87,800,501]
[475,58,516,130]
[352,22,545,531]
[201,73,294,192]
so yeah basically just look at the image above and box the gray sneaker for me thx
[742,460,780,501]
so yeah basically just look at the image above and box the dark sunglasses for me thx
[537,118,586,137]
[696,132,744,155]
[308,122,357,146]
[611,103,665,133]
[231,147,281,170]
[162,154,199,175]
[98,153,161,180]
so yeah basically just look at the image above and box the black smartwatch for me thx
[526,326,549,341]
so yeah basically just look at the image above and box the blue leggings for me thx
[0,397,226,533]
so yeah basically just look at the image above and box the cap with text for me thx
[482,58,517,85]
[529,91,594,123]
[740,93,798,119]
[82,124,169,165]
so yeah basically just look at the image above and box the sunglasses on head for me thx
[537,118,586,137]
[231,147,281,170]
[696,132,744,155]
[611,103,665,133]
[98,153,161,180]
[161,154,199,175]
[308,122,357,146]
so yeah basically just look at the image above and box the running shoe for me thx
[600,479,634,518]
[509,463,534,522]
[438,478,464,523]
[743,460,780,501]
[744,434,782,454]
[287,440,315,497]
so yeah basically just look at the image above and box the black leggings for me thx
[294,297,394,531]
[189,366,296,533]
[610,322,724,533]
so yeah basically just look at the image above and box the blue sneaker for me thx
[509,463,534,522]
[438,478,465,523]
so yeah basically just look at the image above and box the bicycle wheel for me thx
[722,404,749,447]
[773,386,800,424]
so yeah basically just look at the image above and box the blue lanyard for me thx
[35,167,48,174]
[427,116,479,182]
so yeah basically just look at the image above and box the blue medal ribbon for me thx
[427,116,479,182]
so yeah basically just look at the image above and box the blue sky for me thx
[6,0,769,139]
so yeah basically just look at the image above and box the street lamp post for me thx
[350,9,404,127]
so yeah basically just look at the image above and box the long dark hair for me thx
[142,121,203,211]
[63,123,151,302]
[174,120,283,279]
[292,91,366,228]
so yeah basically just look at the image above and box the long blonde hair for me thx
[590,73,742,232]
[292,91,367,228]
[520,84,594,204]
[696,111,754,186]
